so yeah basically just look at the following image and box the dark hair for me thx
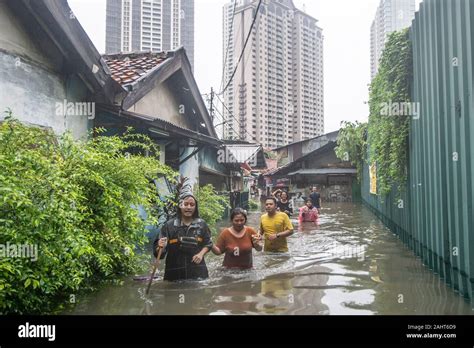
[280,191,289,199]
[230,208,247,222]
[305,198,313,205]
[265,197,278,205]
[177,195,199,219]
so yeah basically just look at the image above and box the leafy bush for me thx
[195,185,229,231]
[336,121,368,182]
[0,116,176,314]
[368,29,412,196]
[248,199,259,211]
[336,30,412,198]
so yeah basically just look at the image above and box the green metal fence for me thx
[362,0,474,302]
[361,163,411,243]
[411,0,474,300]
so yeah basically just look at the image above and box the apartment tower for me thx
[370,0,415,79]
[222,0,324,148]
[106,0,194,70]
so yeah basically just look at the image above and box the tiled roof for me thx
[264,142,338,177]
[102,52,170,86]
[263,164,289,176]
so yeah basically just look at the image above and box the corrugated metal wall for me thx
[362,0,474,301]
[361,162,411,242]
[410,0,474,300]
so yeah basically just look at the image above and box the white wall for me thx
[128,80,194,129]
[0,0,90,139]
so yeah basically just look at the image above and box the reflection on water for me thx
[69,203,473,315]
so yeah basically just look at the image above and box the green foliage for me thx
[335,121,368,182]
[368,29,412,197]
[0,115,177,314]
[264,150,276,160]
[195,185,229,231]
[248,199,259,211]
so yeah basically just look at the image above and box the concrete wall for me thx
[276,133,339,166]
[199,146,228,176]
[127,79,211,190]
[302,133,338,156]
[302,150,345,170]
[128,80,194,129]
[179,140,200,190]
[0,0,91,140]
[198,146,229,191]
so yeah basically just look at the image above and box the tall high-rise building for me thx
[370,0,415,79]
[222,0,324,149]
[106,0,194,70]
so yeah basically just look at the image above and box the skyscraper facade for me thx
[370,0,415,79]
[222,0,324,149]
[106,0,194,70]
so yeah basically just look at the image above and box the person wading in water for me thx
[212,208,263,269]
[298,198,319,224]
[259,197,294,253]
[277,191,293,217]
[154,187,213,281]
[309,186,322,214]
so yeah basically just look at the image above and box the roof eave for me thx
[175,48,218,139]
[9,0,123,103]
[97,103,222,147]
[117,48,217,139]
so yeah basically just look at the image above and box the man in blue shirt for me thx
[309,186,321,213]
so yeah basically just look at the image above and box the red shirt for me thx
[215,226,258,269]
[299,206,319,222]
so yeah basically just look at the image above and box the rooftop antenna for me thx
[303,3,306,12]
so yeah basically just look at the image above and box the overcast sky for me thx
[69,0,421,133]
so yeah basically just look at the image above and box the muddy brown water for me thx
[69,203,473,315]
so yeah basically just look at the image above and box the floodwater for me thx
[69,203,473,315]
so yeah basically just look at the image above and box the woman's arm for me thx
[252,238,263,251]
[251,230,263,251]
[211,244,223,255]
[211,229,226,255]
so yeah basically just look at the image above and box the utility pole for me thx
[209,87,214,123]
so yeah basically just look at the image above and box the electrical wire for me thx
[218,0,262,96]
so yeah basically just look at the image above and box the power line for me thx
[215,16,258,143]
[215,93,260,145]
[218,0,262,96]
[213,103,241,141]
[220,0,238,93]
[213,97,241,138]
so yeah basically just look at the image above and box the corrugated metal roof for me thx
[222,144,267,169]
[288,168,357,176]
[272,130,340,151]
[225,144,261,164]
[265,141,338,177]
[97,104,222,147]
